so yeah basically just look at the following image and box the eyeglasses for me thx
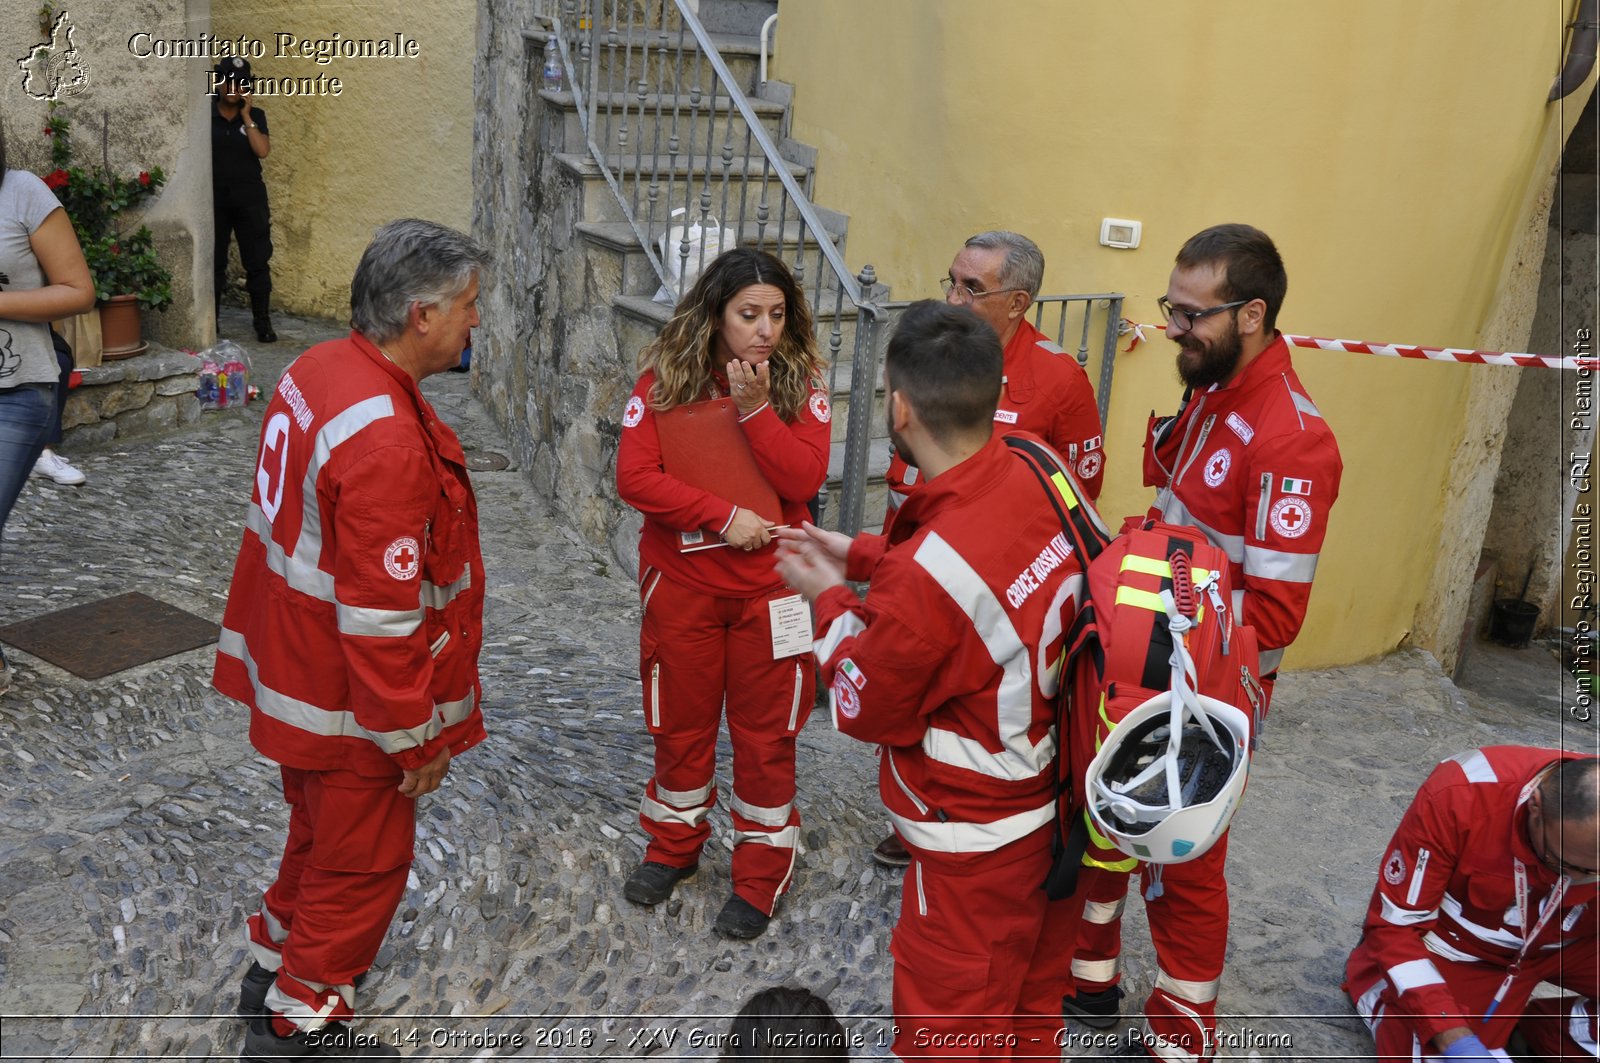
[1157,296,1249,332]
[1531,793,1600,878]
[941,276,1024,304]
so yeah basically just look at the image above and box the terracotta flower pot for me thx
[99,295,145,359]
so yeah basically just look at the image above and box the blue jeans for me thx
[0,383,55,545]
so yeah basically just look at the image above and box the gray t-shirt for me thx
[0,169,66,388]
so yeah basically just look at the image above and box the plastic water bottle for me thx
[542,37,563,92]
[198,363,219,406]
[224,360,246,405]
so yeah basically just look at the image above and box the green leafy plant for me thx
[42,104,172,311]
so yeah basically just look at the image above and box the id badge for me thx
[768,594,813,658]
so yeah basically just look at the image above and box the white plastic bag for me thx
[654,207,735,303]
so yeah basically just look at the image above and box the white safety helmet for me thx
[1084,690,1252,864]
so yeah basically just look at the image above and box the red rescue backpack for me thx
[1067,520,1264,880]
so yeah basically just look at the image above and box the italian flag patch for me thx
[1281,477,1312,495]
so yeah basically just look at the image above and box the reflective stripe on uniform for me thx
[654,780,713,807]
[1155,969,1220,1004]
[1449,750,1499,783]
[421,567,472,609]
[1154,493,1246,562]
[1243,545,1320,582]
[1440,892,1520,949]
[1423,930,1479,963]
[336,602,422,639]
[1082,810,1140,871]
[733,825,800,848]
[218,625,470,754]
[814,611,866,668]
[1073,957,1120,982]
[1085,897,1127,924]
[731,792,793,828]
[890,800,1054,854]
[914,531,1054,781]
[1259,647,1285,673]
[1380,895,1436,926]
[1386,958,1446,994]
[642,792,714,827]
[1571,999,1598,1054]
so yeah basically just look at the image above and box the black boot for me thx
[240,1016,398,1059]
[250,291,277,343]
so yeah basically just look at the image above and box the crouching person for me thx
[213,219,490,1060]
[775,300,1084,1060]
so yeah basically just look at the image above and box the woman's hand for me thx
[727,358,770,416]
[723,507,772,551]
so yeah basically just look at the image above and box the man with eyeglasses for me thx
[872,230,1104,871]
[1064,223,1343,1061]
[1344,748,1599,1062]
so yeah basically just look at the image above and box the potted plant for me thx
[42,105,171,357]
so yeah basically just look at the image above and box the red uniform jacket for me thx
[213,332,487,775]
[1345,746,1597,1047]
[886,318,1104,527]
[616,369,831,597]
[1143,333,1341,672]
[814,434,1085,862]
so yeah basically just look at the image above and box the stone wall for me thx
[472,5,644,568]
[0,0,215,351]
[60,348,203,447]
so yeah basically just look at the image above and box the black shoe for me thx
[1110,1028,1154,1061]
[240,1016,398,1059]
[871,832,910,869]
[254,320,278,343]
[713,894,772,939]
[623,861,698,906]
[1062,984,1124,1030]
[239,964,368,1019]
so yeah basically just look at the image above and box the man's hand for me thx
[773,520,852,564]
[723,507,771,551]
[399,746,451,798]
[775,527,846,601]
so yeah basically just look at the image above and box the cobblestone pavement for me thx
[0,306,1581,1060]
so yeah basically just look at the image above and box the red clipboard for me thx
[655,397,783,543]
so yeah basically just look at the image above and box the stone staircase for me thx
[521,4,892,572]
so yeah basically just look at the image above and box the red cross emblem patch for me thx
[1203,448,1232,488]
[1269,496,1312,539]
[384,536,421,580]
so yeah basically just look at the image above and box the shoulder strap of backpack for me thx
[1002,435,1110,563]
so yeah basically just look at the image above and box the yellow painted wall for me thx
[774,0,1593,668]
[211,1,475,320]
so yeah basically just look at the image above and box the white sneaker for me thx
[31,449,86,486]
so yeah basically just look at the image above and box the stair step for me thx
[541,87,787,156]
[526,26,764,95]
[555,151,807,180]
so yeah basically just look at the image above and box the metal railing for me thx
[545,0,888,534]
[1030,294,1125,429]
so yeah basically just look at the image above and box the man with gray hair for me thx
[214,218,489,1060]
[873,230,1104,868]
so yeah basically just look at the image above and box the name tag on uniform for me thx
[768,594,813,658]
[994,409,1019,424]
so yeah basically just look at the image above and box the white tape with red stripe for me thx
[1120,319,1597,370]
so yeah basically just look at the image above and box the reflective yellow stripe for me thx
[1050,471,1079,510]
[1082,811,1140,871]
[1115,586,1167,612]
[1120,555,1214,584]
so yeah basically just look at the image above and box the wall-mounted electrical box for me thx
[1099,218,1142,249]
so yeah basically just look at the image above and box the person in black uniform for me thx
[211,57,276,342]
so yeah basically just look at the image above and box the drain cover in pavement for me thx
[0,592,219,680]
[466,451,511,471]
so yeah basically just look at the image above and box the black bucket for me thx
[1489,599,1540,648]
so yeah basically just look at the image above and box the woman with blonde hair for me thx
[615,247,831,939]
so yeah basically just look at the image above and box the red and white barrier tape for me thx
[1119,319,1597,371]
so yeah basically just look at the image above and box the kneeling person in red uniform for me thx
[1345,748,1599,1062]
[214,219,490,1060]
[776,301,1085,1060]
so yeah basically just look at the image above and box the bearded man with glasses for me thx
[1344,749,1600,1062]
[1061,223,1344,1062]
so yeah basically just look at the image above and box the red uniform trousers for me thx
[1346,944,1599,1061]
[893,825,1078,1062]
[638,573,813,914]
[246,766,415,1032]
